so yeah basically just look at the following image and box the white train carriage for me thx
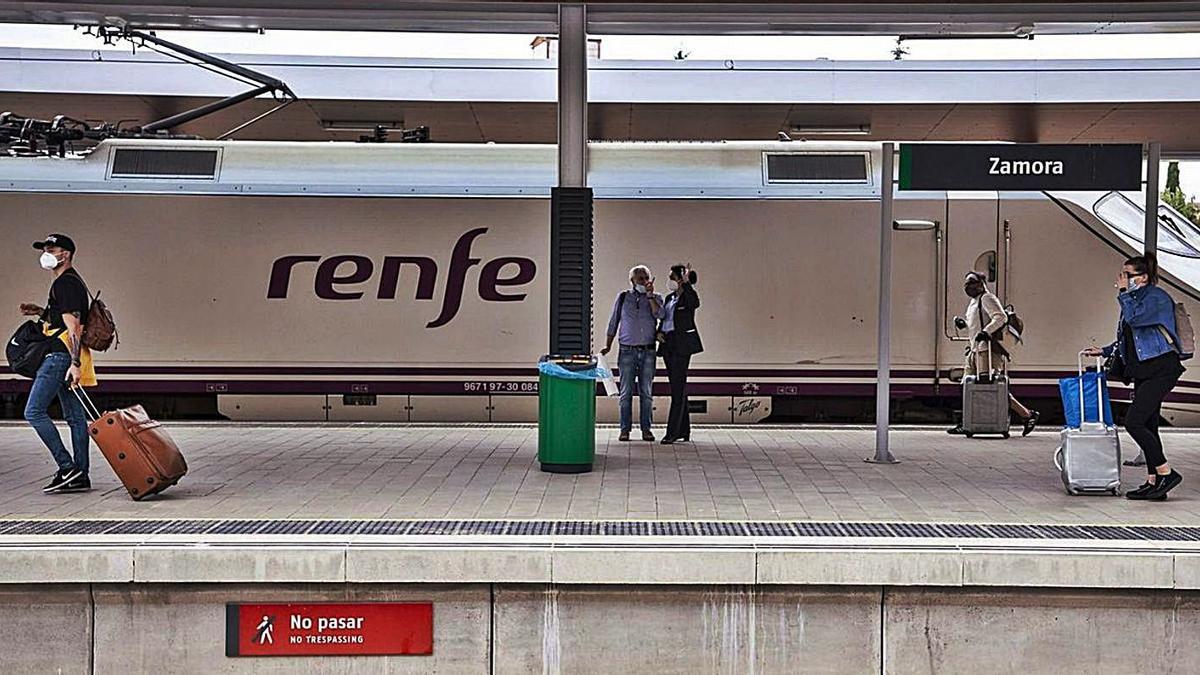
[2,139,1198,424]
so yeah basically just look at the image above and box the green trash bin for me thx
[538,354,598,473]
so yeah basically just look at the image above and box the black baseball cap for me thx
[32,234,76,254]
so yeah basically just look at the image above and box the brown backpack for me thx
[82,291,118,352]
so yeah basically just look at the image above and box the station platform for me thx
[2,423,1199,673]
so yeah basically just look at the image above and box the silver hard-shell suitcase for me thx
[1054,352,1121,496]
[962,347,1010,438]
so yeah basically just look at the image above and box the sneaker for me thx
[946,426,966,435]
[58,475,92,493]
[641,430,656,442]
[1133,470,1183,501]
[1022,411,1040,437]
[618,431,631,442]
[42,467,82,494]
[1126,481,1156,498]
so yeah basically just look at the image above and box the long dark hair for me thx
[1125,252,1159,285]
[670,263,697,285]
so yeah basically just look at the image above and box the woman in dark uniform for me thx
[658,264,703,445]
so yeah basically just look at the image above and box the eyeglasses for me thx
[1125,272,1145,279]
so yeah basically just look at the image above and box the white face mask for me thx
[634,283,647,294]
[668,280,679,292]
[39,251,59,271]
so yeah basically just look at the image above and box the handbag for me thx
[6,321,64,379]
[1103,353,1129,386]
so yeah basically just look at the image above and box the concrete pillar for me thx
[557,4,587,188]
[868,143,898,464]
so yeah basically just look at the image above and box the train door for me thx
[942,193,1002,378]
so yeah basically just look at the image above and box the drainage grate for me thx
[108,520,171,535]
[209,520,268,535]
[606,521,651,536]
[2,518,1199,543]
[157,520,220,535]
[308,520,364,536]
[840,522,896,538]
[888,523,942,538]
[4,520,69,535]
[934,523,994,538]
[256,520,320,536]
[792,522,846,537]
[56,520,125,536]
[744,522,796,537]
[985,524,1048,539]
[507,521,554,536]
[555,521,603,536]
[358,521,412,536]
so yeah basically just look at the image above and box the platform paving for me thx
[0,423,1198,527]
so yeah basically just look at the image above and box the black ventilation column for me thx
[550,188,594,355]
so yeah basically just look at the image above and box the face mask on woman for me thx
[39,252,59,270]
[634,283,647,294]
[1128,278,1140,292]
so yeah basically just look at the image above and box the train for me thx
[3,139,1199,424]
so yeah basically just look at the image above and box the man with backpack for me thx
[948,271,1040,437]
[601,265,663,442]
[19,234,97,493]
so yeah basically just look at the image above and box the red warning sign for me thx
[225,603,433,657]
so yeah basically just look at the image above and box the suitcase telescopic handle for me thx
[70,385,102,423]
[1076,350,1105,427]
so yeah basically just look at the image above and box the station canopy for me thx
[2,0,1200,35]
[3,48,1200,151]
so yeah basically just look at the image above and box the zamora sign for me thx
[898,143,1142,191]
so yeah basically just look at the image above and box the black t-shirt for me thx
[43,268,90,352]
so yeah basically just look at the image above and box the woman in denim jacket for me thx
[1084,254,1184,500]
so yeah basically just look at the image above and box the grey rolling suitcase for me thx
[1054,352,1121,496]
[961,347,1010,438]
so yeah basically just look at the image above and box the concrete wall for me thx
[4,583,1200,674]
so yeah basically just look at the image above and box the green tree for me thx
[1162,161,1200,225]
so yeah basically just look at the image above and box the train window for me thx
[109,148,220,179]
[974,251,997,282]
[762,153,870,184]
[1093,192,1200,258]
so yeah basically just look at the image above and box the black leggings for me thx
[1125,370,1181,470]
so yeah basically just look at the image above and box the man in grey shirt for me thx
[601,265,663,441]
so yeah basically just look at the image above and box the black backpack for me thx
[6,321,64,379]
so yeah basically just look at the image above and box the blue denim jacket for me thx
[1101,284,1180,362]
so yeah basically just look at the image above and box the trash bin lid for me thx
[540,354,598,371]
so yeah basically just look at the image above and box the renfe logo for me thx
[226,602,434,657]
[266,227,537,328]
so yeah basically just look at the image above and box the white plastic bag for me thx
[595,354,619,397]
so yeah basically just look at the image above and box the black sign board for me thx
[897,143,1142,191]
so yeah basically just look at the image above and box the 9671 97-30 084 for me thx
[462,381,539,393]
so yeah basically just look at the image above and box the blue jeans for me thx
[618,345,656,432]
[24,352,90,476]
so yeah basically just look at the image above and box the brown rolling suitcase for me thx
[73,387,188,500]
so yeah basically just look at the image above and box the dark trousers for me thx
[1125,370,1181,470]
[663,340,692,441]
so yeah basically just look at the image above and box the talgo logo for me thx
[267,228,537,328]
